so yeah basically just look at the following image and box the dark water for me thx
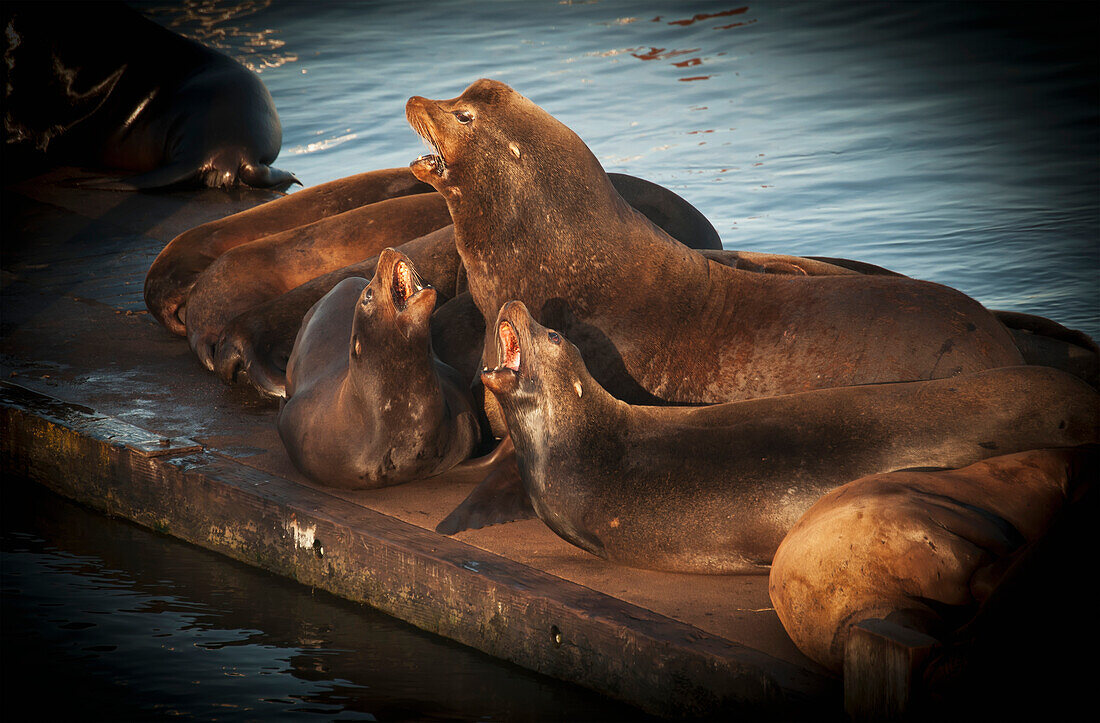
[1,479,651,721]
[137,0,1099,339]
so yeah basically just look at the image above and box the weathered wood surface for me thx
[1,168,839,717]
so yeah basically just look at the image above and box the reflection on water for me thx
[1,479,651,721]
[132,0,1098,338]
[142,0,297,73]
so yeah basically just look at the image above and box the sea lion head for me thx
[405,79,611,213]
[350,247,437,374]
[481,300,597,435]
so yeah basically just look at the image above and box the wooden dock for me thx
[1,169,838,719]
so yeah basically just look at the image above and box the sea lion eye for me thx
[547,331,562,345]
[362,288,373,304]
[452,109,474,124]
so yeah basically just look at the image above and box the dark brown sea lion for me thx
[2,3,296,191]
[477,301,1098,574]
[194,172,725,396]
[406,79,1023,420]
[277,248,480,489]
[768,446,1098,673]
[186,193,453,368]
[145,168,435,334]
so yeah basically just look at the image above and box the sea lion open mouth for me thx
[391,259,426,312]
[498,321,522,372]
[407,106,447,177]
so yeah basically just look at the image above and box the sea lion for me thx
[194,172,725,395]
[145,168,435,334]
[406,79,1023,420]
[2,3,296,191]
[768,446,1098,673]
[477,300,1099,574]
[277,248,480,489]
[186,192,453,369]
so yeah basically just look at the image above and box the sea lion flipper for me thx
[239,162,301,191]
[435,446,534,535]
[214,321,289,398]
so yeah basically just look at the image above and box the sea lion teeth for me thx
[413,152,444,176]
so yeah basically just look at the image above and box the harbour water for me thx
[1,479,650,720]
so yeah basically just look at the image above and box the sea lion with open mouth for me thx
[478,301,1098,573]
[406,79,1022,416]
[277,248,480,489]
[407,79,1025,533]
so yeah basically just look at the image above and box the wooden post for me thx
[844,618,940,720]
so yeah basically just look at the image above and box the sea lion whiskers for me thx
[410,114,446,176]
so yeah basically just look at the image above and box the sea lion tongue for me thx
[499,321,522,371]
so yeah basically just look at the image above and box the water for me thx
[1,478,652,721]
[137,0,1099,338]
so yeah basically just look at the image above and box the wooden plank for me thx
[1,380,836,718]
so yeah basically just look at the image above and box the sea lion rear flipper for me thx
[239,162,301,191]
[435,438,535,535]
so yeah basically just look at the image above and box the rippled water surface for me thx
[138,0,1099,338]
[1,480,651,720]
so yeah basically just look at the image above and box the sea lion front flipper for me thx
[435,437,535,535]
